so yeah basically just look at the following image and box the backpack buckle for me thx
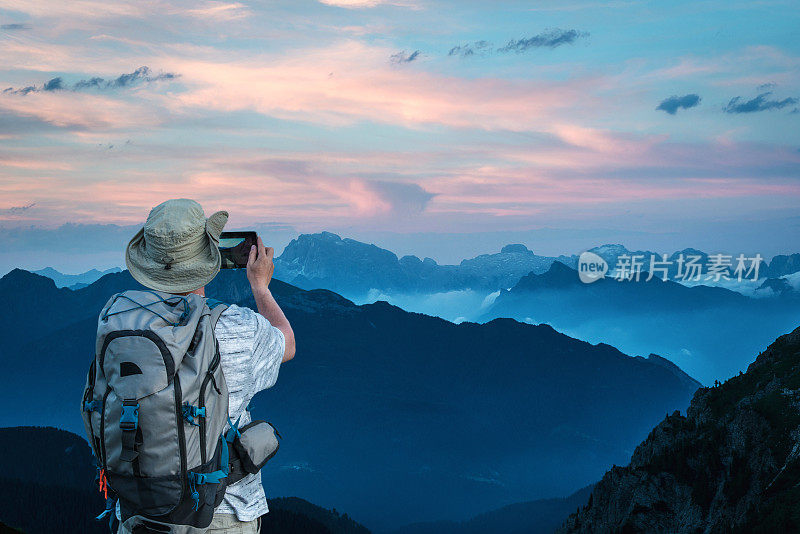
[120,400,139,431]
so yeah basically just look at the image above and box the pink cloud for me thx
[164,41,601,131]
[181,2,252,21]
[0,158,73,171]
[0,91,161,130]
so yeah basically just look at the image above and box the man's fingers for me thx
[257,236,267,260]
[247,243,257,266]
[265,246,274,262]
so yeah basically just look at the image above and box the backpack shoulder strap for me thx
[206,298,229,330]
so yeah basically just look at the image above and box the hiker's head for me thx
[125,199,228,294]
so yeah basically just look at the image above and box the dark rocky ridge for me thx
[557,325,800,533]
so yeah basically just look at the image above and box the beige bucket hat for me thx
[125,199,228,293]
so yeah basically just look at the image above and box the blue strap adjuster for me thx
[187,438,229,510]
[182,404,206,426]
[84,400,100,412]
[225,416,241,442]
[120,400,139,431]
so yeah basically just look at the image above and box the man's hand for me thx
[246,236,274,292]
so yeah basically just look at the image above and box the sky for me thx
[1,0,799,271]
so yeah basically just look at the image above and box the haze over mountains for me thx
[488,261,800,384]
[0,267,700,530]
[33,232,800,385]
[271,233,800,383]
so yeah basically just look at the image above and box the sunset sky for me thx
[1,0,799,269]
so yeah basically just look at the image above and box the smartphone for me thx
[218,231,257,269]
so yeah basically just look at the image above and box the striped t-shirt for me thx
[214,303,286,521]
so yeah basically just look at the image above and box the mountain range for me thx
[32,266,121,289]
[271,233,800,299]
[32,235,800,300]
[272,231,564,298]
[0,267,701,530]
[486,261,800,384]
[557,324,800,532]
[243,232,800,384]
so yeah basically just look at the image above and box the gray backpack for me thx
[81,289,231,531]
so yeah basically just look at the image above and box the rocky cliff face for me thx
[558,325,800,533]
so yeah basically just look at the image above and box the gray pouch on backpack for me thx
[229,421,280,480]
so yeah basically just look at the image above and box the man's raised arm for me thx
[246,236,296,362]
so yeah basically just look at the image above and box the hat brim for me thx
[125,211,227,293]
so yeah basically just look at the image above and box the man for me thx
[120,198,296,533]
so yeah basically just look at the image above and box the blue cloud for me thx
[497,29,588,52]
[42,78,64,91]
[448,40,492,58]
[724,92,798,113]
[1,23,30,30]
[368,180,435,214]
[2,203,35,214]
[656,94,701,115]
[110,66,177,87]
[390,50,421,64]
[449,30,587,58]
[3,66,179,95]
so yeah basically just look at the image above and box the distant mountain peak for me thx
[589,243,631,256]
[318,231,343,240]
[510,261,580,292]
[672,247,706,257]
[32,266,122,288]
[276,232,557,296]
[0,268,57,292]
[765,253,800,278]
[640,353,702,390]
[501,243,532,254]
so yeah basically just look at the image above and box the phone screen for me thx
[219,231,257,269]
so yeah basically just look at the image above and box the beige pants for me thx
[206,513,260,533]
[118,514,260,533]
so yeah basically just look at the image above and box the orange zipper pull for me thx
[98,469,108,499]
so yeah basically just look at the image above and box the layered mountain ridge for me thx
[487,261,800,383]
[0,267,700,529]
[271,233,800,298]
